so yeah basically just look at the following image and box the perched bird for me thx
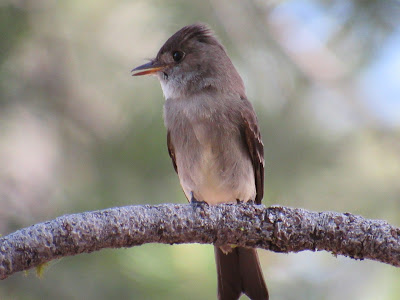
[132,23,268,300]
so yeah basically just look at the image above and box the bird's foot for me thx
[236,199,255,205]
[190,192,208,207]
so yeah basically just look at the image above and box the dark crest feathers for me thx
[157,23,221,56]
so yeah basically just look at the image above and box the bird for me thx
[132,23,268,300]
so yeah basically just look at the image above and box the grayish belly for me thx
[164,95,256,204]
[175,121,256,204]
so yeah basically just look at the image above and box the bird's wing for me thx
[240,100,265,204]
[167,130,178,173]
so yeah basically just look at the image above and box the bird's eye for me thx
[172,51,184,62]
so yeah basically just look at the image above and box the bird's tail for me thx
[214,246,268,300]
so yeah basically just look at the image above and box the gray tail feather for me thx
[214,246,269,300]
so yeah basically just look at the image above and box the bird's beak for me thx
[131,60,166,76]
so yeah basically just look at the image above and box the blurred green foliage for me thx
[1,0,400,299]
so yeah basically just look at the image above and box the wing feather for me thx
[240,101,264,204]
[167,130,178,173]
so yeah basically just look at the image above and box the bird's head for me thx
[132,23,244,99]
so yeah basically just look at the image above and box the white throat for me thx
[160,80,178,100]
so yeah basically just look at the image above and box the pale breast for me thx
[164,95,256,204]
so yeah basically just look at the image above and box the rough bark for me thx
[1,203,399,279]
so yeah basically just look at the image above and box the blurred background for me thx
[1,0,400,299]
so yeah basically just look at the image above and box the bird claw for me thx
[190,192,207,207]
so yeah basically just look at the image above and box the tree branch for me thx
[1,204,399,279]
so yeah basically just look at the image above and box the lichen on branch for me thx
[1,203,399,279]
